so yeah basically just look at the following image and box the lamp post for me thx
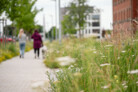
[50,15,54,42]
[51,0,58,40]
[58,0,62,44]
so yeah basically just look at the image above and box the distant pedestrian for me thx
[18,29,26,58]
[31,29,43,59]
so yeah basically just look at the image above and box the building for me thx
[60,7,102,38]
[113,0,138,35]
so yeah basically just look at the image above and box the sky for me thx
[35,0,113,31]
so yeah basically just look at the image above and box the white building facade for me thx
[77,11,102,38]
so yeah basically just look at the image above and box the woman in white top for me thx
[18,29,26,58]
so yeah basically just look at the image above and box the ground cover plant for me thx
[0,42,32,63]
[44,32,138,92]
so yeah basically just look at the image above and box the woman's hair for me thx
[19,29,24,38]
[34,29,38,33]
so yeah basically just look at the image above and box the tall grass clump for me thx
[45,32,138,92]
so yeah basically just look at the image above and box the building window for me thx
[92,22,100,27]
[93,29,100,33]
[89,30,91,34]
[92,15,100,20]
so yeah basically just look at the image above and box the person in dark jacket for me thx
[31,29,43,58]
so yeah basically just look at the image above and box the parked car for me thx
[0,36,15,42]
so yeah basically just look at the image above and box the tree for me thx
[0,0,9,15]
[46,26,58,40]
[68,0,92,37]
[62,15,76,34]
[6,0,42,34]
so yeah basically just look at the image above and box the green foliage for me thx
[44,60,60,68]
[6,0,42,34]
[46,26,58,40]
[45,33,138,92]
[0,0,9,15]
[70,0,91,32]
[36,25,43,33]
[62,15,77,34]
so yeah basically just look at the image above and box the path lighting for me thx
[58,0,62,44]
[51,0,58,40]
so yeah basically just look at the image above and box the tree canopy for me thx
[62,0,92,37]
[0,0,9,15]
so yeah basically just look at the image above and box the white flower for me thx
[93,51,97,54]
[100,63,110,67]
[91,48,96,51]
[56,51,60,53]
[133,39,138,42]
[122,82,127,86]
[121,51,126,53]
[104,45,113,47]
[118,57,120,59]
[101,56,106,58]
[101,84,111,89]
[132,55,135,57]
[127,69,138,74]
[73,72,82,77]
[56,56,76,66]
[124,86,128,89]
[136,81,138,84]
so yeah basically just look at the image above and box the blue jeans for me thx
[19,43,26,57]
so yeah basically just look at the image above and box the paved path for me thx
[0,50,54,92]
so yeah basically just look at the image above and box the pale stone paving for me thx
[0,50,54,92]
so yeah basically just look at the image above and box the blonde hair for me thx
[19,29,24,38]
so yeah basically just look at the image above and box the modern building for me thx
[60,7,102,38]
[113,0,138,35]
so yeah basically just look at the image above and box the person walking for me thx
[18,29,26,58]
[31,29,43,59]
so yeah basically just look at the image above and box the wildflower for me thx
[136,81,138,84]
[76,68,81,72]
[73,72,82,77]
[101,84,111,89]
[104,45,113,47]
[124,86,128,89]
[133,39,138,42]
[122,81,127,86]
[53,81,60,85]
[100,63,110,67]
[114,75,118,79]
[132,55,135,57]
[116,80,119,83]
[93,51,97,54]
[101,56,106,58]
[80,90,84,92]
[118,57,120,59]
[68,65,74,69]
[91,48,96,51]
[56,51,60,53]
[127,69,138,74]
[56,56,76,66]
[121,51,126,53]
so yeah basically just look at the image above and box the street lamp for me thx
[58,0,62,44]
[50,15,54,41]
[51,0,58,40]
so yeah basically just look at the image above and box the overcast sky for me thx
[35,0,113,31]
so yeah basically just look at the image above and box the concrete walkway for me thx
[0,50,53,92]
